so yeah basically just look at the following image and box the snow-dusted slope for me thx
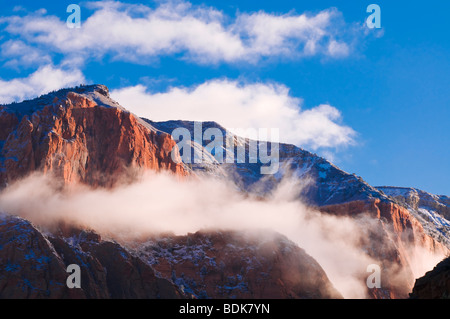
[130,230,343,299]
[377,187,450,246]
[0,214,183,298]
[1,84,160,134]
[146,119,388,206]
[2,85,122,114]
[147,120,450,249]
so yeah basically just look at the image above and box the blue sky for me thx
[0,0,449,195]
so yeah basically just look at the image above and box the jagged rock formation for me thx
[0,85,186,188]
[133,230,343,299]
[377,187,450,247]
[0,214,183,299]
[0,213,341,299]
[410,256,450,299]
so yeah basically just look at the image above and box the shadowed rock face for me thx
[0,214,183,299]
[0,214,76,298]
[410,256,450,299]
[133,230,343,299]
[0,214,341,299]
[376,186,450,247]
[0,85,186,188]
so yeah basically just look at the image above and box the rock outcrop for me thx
[133,230,343,299]
[377,186,450,247]
[410,256,450,299]
[0,214,183,299]
[0,85,186,188]
[320,199,447,252]
[0,213,341,299]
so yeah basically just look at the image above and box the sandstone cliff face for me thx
[0,213,341,299]
[377,187,450,220]
[134,230,343,299]
[0,85,186,188]
[410,256,450,299]
[320,199,448,255]
[376,186,450,248]
[0,214,183,299]
[319,199,449,298]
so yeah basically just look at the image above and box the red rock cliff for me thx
[0,86,186,187]
[319,199,449,298]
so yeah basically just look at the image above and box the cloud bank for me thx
[0,65,85,104]
[0,1,358,150]
[0,1,355,66]
[111,79,356,149]
[0,172,444,298]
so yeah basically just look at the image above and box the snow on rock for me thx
[148,119,388,206]
[131,230,343,299]
[377,187,450,247]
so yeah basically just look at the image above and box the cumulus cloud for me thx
[1,40,52,68]
[111,80,356,149]
[0,0,354,65]
[0,65,85,104]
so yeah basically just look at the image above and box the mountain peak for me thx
[0,84,123,116]
[0,83,186,187]
[76,84,109,96]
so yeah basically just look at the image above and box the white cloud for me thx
[1,1,354,65]
[111,79,356,149]
[12,6,26,13]
[234,9,338,58]
[327,39,350,57]
[0,65,85,104]
[1,40,52,68]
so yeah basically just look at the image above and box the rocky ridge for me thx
[410,256,450,299]
[0,84,186,188]
[132,230,343,299]
[0,214,183,298]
